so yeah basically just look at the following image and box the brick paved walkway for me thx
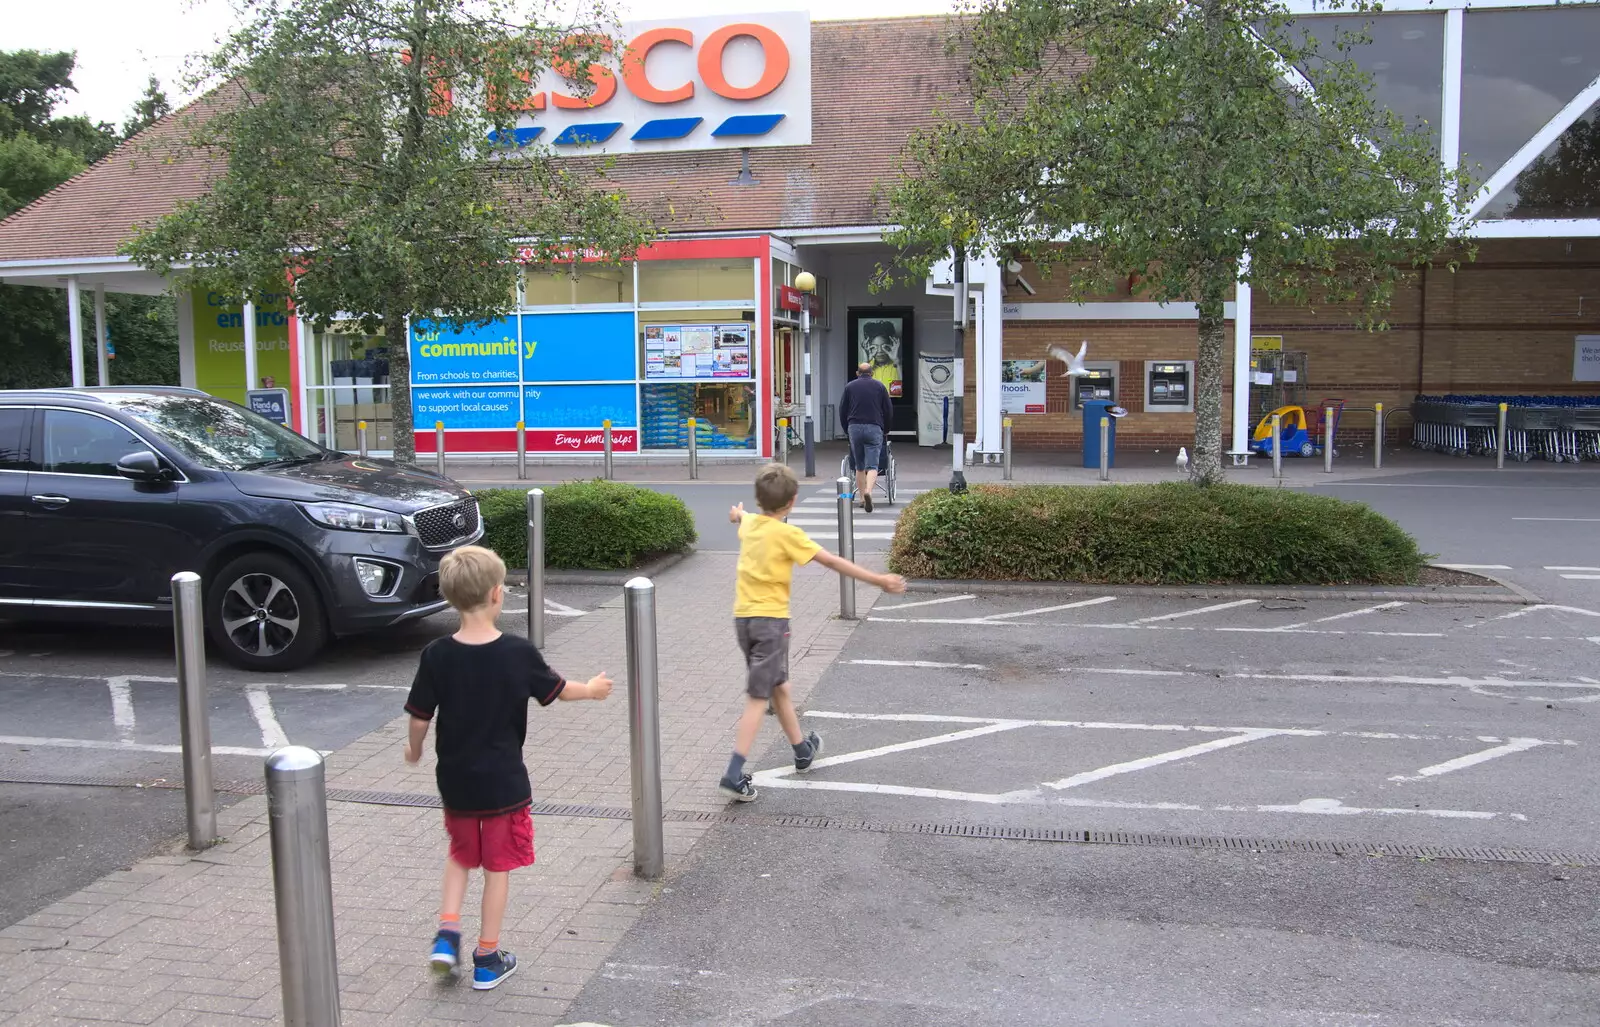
[0,551,879,1025]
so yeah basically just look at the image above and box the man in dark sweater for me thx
[839,362,892,512]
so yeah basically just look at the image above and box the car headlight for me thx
[301,502,405,534]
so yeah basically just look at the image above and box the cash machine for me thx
[1071,362,1119,409]
[1144,360,1195,413]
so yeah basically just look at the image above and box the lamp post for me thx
[795,270,817,477]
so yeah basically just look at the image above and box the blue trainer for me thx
[429,929,460,976]
[472,948,518,990]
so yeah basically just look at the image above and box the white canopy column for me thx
[65,276,85,388]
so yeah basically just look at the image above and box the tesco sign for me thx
[494,11,812,156]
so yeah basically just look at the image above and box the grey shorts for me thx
[734,617,791,699]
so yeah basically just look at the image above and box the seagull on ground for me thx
[1047,341,1091,377]
[1177,447,1189,471]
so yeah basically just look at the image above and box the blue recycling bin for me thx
[1082,400,1118,468]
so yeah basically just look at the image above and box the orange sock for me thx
[438,915,460,935]
[475,938,497,957]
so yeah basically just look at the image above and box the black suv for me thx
[0,388,481,671]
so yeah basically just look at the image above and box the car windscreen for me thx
[107,394,329,471]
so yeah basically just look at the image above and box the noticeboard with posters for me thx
[643,323,752,380]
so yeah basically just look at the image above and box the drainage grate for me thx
[6,771,1596,868]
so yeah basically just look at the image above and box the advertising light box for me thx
[644,322,752,380]
[410,319,519,384]
[521,311,636,382]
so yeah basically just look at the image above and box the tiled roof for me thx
[0,16,973,263]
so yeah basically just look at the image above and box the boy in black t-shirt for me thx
[404,545,612,990]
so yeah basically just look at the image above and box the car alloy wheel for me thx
[219,571,302,658]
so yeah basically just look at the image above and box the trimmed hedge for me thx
[476,481,697,570]
[887,483,1429,585]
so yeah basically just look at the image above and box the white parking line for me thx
[874,595,975,611]
[1126,599,1257,624]
[1223,601,1408,633]
[1018,729,1287,798]
[983,597,1117,621]
[1545,566,1600,572]
[1515,517,1600,522]
[845,659,989,670]
[107,676,137,743]
[1561,575,1600,581]
[0,735,277,757]
[1439,564,1511,570]
[1389,738,1548,782]
[246,688,290,749]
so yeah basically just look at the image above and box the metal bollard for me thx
[1099,417,1110,482]
[1271,414,1283,479]
[1496,402,1507,469]
[1324,405,1334,473]
[623,578,664,880]
[434,421,445,476]
[266,746,341,1027]
[172,572,216,850]
[1002,418,1013,481]
[526,488,545,650]
[687,418,699,479]
[836,476,856,619]
[516,421,526,481]
[1374,402,1384,469]
[357,420,368,459]
[602,420,614,480]
[778,417,789,466]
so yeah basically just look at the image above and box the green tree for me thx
[882,0,1473,484]
[124,0,654,464]
[1511,114,1600,218]
[122,74,171,138]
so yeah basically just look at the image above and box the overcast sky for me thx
[8,0,957,127]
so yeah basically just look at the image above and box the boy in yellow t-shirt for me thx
[719,463,906,801]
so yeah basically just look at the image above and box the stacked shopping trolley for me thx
[1411,394,1600,463]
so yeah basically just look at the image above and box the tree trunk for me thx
[1190,291,1228,486]
[386,306,415,465]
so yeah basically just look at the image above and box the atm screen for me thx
[1147,363,1191,408]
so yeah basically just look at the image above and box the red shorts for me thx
[443,807,535,872]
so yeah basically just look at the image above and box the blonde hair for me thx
[754,462,799,514]
[439,545,505,612]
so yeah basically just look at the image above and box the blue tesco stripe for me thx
[488,126,544,148]
[552,122,623,146]
[632,117,703,141]
[711,113,786,138]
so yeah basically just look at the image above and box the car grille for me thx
[413,498,482,550]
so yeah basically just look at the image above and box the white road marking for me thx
[1438,564,1511,570]
[786,721,1030,774]
[106,675,137,743]
[844,659,989,670]
[803,532,897,540]
[1065,667,1185,677]
[1514,517,1600,522]
[544,598,587,616]
[1390,737,1548,782]
[0,735,277,757]
[982,597,1117,620]
[1050,796,1516,821]
[1126,599,1257,624]
[1546,566,1600,572]
[1013,729,1287,799]
[1226,601,1408,633]
[246,688,290,749]
[873,594,976,611]
[1561,574,1600,581]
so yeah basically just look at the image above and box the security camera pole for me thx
[796,270,818,477]
[948,245,968,495]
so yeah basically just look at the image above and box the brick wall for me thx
[991,239,1600,451]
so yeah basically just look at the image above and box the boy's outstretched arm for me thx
[729,502,746,524]
[404,716,429,764]
[558,672,615,701]
[812,550,906,594]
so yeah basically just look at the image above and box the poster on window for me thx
[854,314,906,398]
[1576,335,1600,382]
[1000,359,1047,414]
[644,323,751,380]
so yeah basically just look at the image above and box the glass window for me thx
[638,259,756,304]
[41,410,146,477]
[639,311,755,382]
[640,382,756,450]
[1462,7,1600,182]
[103,394,325,471]
[1289,13,1443,152]
[0,408,33,471]
[522,265,634,305]
[1483,101,1600,220]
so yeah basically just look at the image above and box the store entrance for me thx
[847,306,917,436]
[774,323,799,447]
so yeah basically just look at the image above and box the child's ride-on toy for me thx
[1250,403,1342,458]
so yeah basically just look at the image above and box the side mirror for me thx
[116,450,172,483]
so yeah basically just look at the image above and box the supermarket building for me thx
[0,2,1597,462]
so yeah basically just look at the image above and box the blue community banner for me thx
[409,319,519,385]
[520,311,636,382]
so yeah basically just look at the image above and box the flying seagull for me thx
[1047,341,1091,377]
